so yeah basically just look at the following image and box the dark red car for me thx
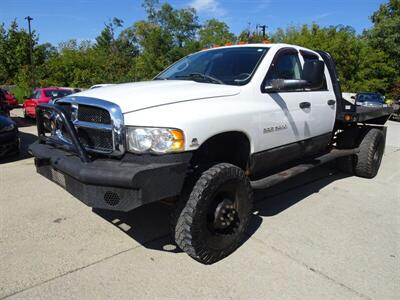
[0,88,18,107]
[23,87,73,118]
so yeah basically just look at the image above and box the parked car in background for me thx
[1,88,18,107]
[0,112,19,158]
[354,92,386,108]
[23,88,73,118]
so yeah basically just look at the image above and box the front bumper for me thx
[30,103,191,211]
[30,142,191,211]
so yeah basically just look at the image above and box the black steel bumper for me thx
[30,142,191,211]
[30,104,191,211]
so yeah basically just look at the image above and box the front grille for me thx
[77,127,113,152]
[78,105,111,124]
[53,97,124,156]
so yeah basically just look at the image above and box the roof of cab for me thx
[198,43,319,56]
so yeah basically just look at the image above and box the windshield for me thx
[155,47,269,86]
[44,89,72,98]
[356,93,384,103]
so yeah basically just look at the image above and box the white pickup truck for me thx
[30,43,392,264]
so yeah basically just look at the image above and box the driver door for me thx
[260,48,312,147]
[251,48,316,175]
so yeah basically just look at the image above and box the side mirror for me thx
[302,60,325,89]
[265,60,325,92]
[351,96,356,100]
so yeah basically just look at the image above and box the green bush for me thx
[11,86,31,104]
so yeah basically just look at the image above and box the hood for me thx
[72,80,241,113]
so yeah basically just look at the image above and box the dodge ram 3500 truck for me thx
[30,44,392,264]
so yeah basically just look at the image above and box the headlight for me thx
[126,127,185,154]
[0,123,15,133]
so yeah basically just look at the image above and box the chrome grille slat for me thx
[54,97,125,156]
[74,120,112,131]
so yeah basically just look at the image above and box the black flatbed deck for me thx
[336,105,393,125]
[355,106,393,122]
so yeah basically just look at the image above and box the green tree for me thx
[95,18,127,53]
[367,0,400,70]
[125,0,201,79]
[130,21,173,80]
[0,20,37,86]
[366,0,400,96]
[199,19,235,47]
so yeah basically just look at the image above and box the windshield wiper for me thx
[175,73,224,84]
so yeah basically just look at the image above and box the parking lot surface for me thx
[1,109,399,299]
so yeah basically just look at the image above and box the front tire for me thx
[173,163,253,264]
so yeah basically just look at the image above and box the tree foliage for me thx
[199,19,235,47]
[366,0,400,97]
[0,0,398,99]
[271,24,396,93]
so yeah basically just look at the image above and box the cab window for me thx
[266,52,302,81]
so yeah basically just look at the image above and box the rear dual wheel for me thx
[173,163,253,264]
[337,128,385,178]
[354,128,385,178]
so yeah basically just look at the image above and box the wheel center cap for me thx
[213,199,239,230]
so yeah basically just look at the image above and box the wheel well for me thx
[190,131,251,171]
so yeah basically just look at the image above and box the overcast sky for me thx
[0,0,385,45]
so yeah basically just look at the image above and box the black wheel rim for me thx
[203,179,248,250]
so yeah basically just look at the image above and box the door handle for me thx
[327,99,336,106]
[299,102,311,109]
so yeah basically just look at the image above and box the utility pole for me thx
[25,16,35,88]
[256,24,267,38]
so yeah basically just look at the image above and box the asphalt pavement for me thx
[1,109,399,299]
